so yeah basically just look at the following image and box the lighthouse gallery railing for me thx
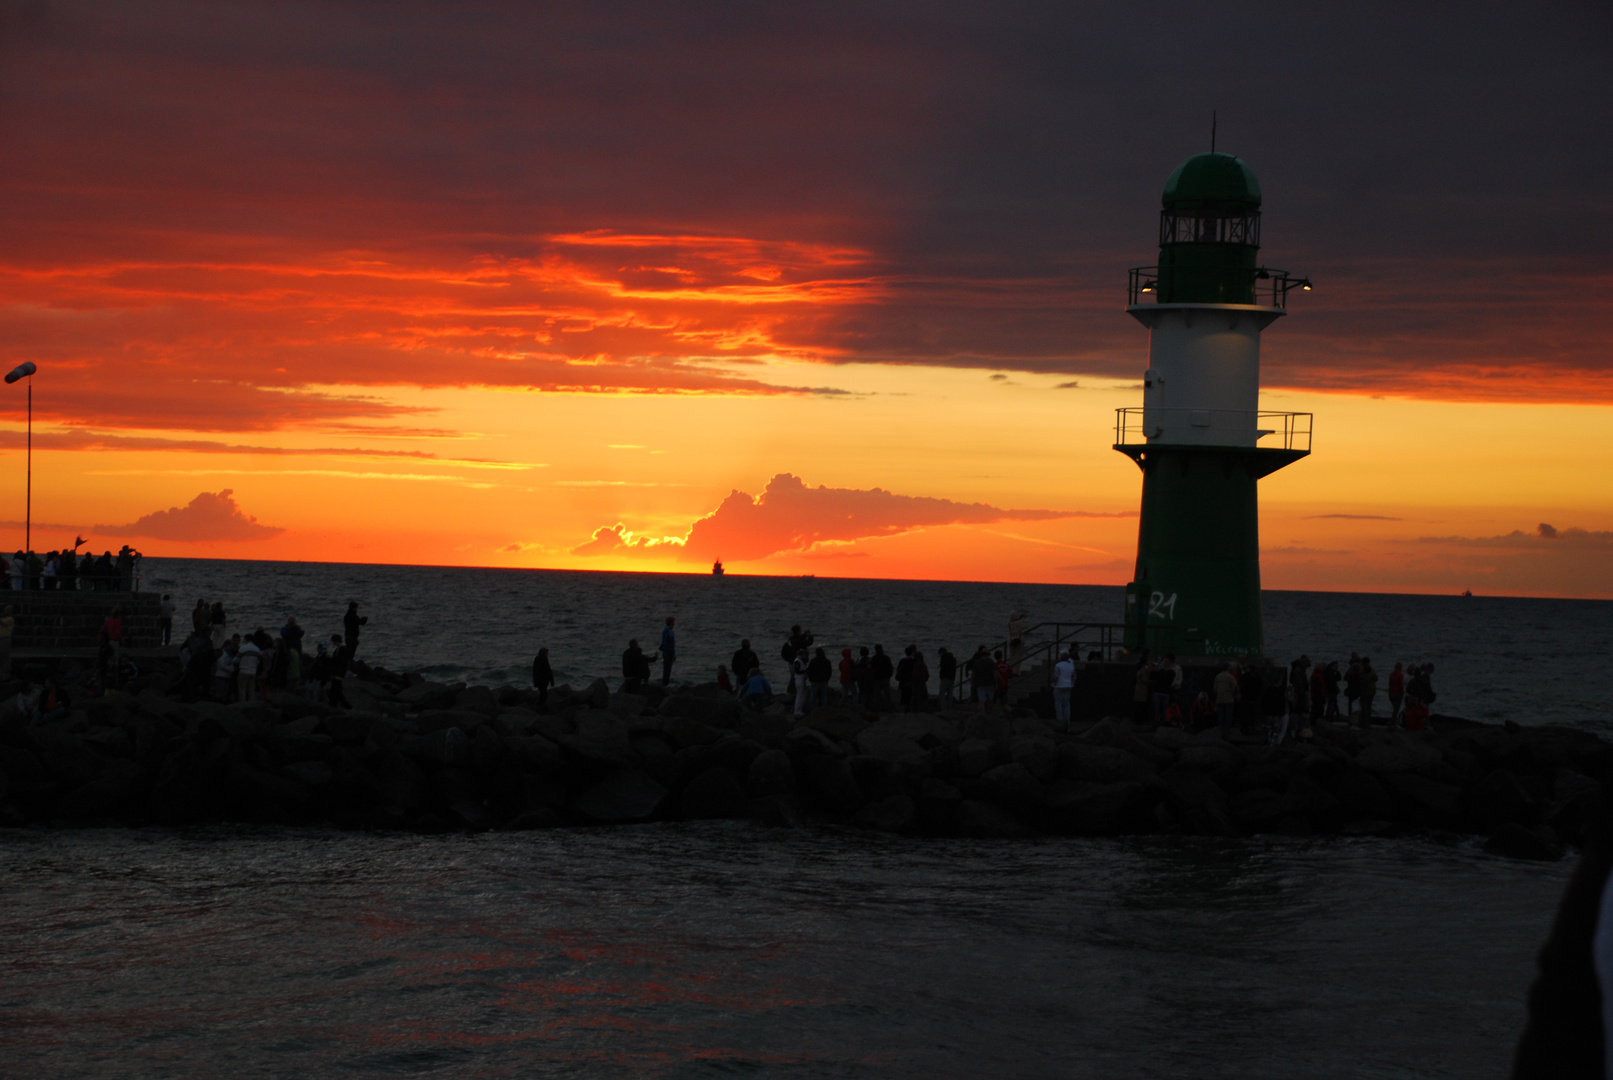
[1114,407,1312,452]
[1127,265,1311,308]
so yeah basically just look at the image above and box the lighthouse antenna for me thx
[1211,110,1217,153]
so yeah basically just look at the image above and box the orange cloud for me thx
[96,489,284,542]
[573,472,1120,562]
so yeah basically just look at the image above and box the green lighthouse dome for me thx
[1162,152,1261,212]
[1155,151,1263,304]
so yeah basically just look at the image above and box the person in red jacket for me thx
[838,647,857,706]
[102,607,124,669]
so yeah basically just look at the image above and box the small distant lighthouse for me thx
[1115,152,1312,659]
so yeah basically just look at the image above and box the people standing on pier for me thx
[280,616,304,683]
[716,664,732,693]
[621,638,655,694]
[210,601,227,649]
[856,646,874,707]
[739,666,772,711]
[327,634,352,708]
[1289,655,1310,721]
[937,646,957,706]
[1387,662,1406,726]
[78,551,94,590]
[1324,660,1342,718]
[1238,662,1264,734]
[1132,653,1152,725]
[1052,650,1075,729]
[791,651,809,717]
[153,594,174,646]
[1359,657,1379,726]
[1343,656,1362,724]
[9,551,22,591]
[994,650,1012,707]
[212,636,239,702]
[659,616,676,686]
[532,646,554,709]
[343,602,367,657]
[910,648,930,712]
[806,646,832,710]
[237,632,262,702]
[895,646,914,710]
[838,647,858,706]
[731,639,759,686]
[1214,662,1240,738]
[871,644,894,711]
[58,546,77,591]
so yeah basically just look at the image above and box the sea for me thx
[5,558,1610,1078]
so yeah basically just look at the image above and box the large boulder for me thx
[583,678,611,710]
[1380,771,1463,827]
[796,753,862,813]
[1009,735,1059,783]
[801,708,864,743]
[1332,766,1396,820]
[1161,766,1234,834]
[570,768,667,822]
[746,749,796,799]
[1465,768,1538,831]
[855,794,917,834]
[456,685,500,716]
[395,681,457,712]
[1042,779,1152,836]
[977,763,1046,817]
[1059,743,1155,785]
[402,727,472,769]
[956,738,996,778]
[1356,740,1444,775]
[503,733,562,774]
[556,709,633,766]
[954,799,1032,838]
[1175,743,1242,776]
[680,767,749,819]
[917,777,962,828]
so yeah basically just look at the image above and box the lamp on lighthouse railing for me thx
[5,362,37,552]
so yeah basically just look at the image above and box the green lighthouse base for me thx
[1115,442,1307,660]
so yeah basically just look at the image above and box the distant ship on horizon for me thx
[712,559,724,576]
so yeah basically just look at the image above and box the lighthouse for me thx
[1115,152,1312,659]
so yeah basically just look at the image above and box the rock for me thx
[855,794,917,834]
[977,763,1046,816]
[498,707,541,735]
[630,736,678,787]
[1380,771,1463,827]
[402,727,472,769]
[917,776,962,827]
[447,798,496,830]
[470,725,505,775]
[1276,774,1343,827]
[281,760,333,788]
[1161,766,1234,834]
[746,749,796,799]
[556,709,633,765]
[505,808,560,830]
[1079,719,1174,765]
[738,711,790,748]
[1485,822,1563,861]
[54,760,145,817]
[1465,769,1537,831]
[29,730,103,787]
[1175,743,1242,776]
[455,685,500,716]
[671,737,763,788]
[660,716,727,749]
[801,708,863,742]
[1333,766,1396,820]
[1009,735,1059,783]
[570,768,667,822]
[414,709,488,736]
[395,681,456,711]
[680,767,749,819]
[783,726,844,759]
[1554,770,1601,802]
[1356,740,1444,775]
[504,734,563,774]
[956,737,995,778]
[1043,779,1151,835]
[1059,743,1155,785]
[583,678,611,710]
[607,692,649,720]
[1229,788,1286,830]
[849,755,905,802]
[954,799,1032,838]
[796,753,862,813]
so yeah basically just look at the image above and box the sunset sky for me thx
[0,1,1609,595]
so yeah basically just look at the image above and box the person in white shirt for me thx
[213,638,239,702]
[1052,650,1076,730]
[237,636,262,702]
[792,654,809,718]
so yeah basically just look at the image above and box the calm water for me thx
[144,559,1613,730]
[0,825,1568,1078]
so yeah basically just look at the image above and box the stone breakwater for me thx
[0,662,1605,861]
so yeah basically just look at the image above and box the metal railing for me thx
[1127,265,1312,308]
[946,621,1131,703]
[1113,407,1312,452]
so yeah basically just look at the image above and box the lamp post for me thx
[5,362,37,552]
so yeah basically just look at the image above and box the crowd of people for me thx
[1,543,143,592]
[529,617,1442,748]
[1129,650,1440,745]
[167,599,369,708]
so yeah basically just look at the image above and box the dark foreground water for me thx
[143,559,1613,731]
[0,825,1568,1078]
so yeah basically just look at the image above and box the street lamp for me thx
[5,362,37,552]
